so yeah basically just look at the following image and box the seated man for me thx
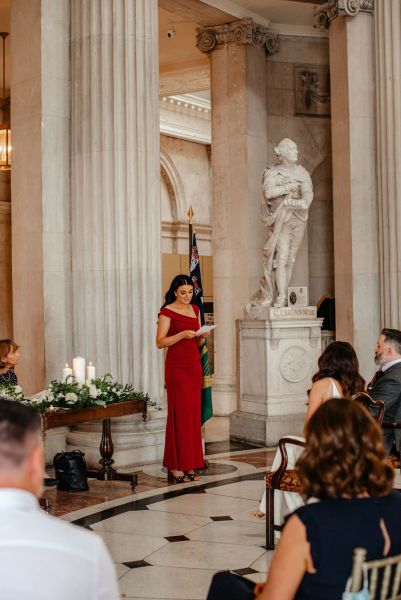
[368,328,401,454]
[0,399,119,600]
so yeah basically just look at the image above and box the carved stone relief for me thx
[279,346,310,383]
[315,0,374,30]
[196,18,279,56]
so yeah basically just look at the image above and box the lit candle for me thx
[86,361,96,382]
[62,363,73,382]
[72,356,86,384]
[49,405,55,412]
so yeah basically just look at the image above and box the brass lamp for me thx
[0,32,11,170]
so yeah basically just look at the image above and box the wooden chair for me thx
[265,436,305,550]
[347,547,401,599]
[265,394,386,550]
[351,392,385,426]
[352,392,400,469]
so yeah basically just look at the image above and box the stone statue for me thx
[246,138,313,315]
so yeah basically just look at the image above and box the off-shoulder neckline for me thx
[161,306,198,319]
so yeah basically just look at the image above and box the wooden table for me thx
[41,400,147,489]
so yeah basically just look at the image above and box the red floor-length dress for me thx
[160,305,204,471]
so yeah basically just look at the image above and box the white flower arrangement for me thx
[0,374,156,413]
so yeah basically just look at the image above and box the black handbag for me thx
[53,450,89,492]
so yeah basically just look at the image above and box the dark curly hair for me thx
[160,274,193,311]
[311,341,365,397]
[297,398,393,500]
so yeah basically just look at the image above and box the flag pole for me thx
[188,206,194,269]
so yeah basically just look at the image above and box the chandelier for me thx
[0,32,11,170]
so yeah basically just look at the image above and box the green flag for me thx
[200,342,213,425]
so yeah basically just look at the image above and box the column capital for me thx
[315,0,374,30]
[196,18,279,56]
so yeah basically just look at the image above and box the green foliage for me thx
[0,374,158,414]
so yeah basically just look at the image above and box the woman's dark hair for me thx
[160,274,193,310]
[311,341,365,397]
[297,397,393,499]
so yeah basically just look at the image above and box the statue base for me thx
[230,306,323,446]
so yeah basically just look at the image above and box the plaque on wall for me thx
[288,286,308,307]
[294,64,331,117]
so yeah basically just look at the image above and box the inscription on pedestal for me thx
[270,306,317,319]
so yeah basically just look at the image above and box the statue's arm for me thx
[285,174,313,209]
[263,169,292,200]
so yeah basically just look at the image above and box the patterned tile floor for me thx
[45,445,276,599]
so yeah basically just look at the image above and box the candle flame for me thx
[65,363,69,368]
[89,361,92,366]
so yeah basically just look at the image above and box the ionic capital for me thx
[196,19,279,56]
[314,0,374,30]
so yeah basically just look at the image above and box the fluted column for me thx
[197,20,279,415]
[316,0,379,377]
[71,0,163,403]
[375,0,401,328]
[11,0,72,394]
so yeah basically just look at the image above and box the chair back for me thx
[348,547,401,599]
[351,392,385,426]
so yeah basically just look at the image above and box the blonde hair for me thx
[0,340,19,369]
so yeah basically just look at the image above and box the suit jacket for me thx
[368,362,401,422]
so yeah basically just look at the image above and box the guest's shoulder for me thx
[35,510,105,553]
[385,362,401,378]
[193,304,200,315]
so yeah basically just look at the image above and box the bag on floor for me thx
[53,450,89,492]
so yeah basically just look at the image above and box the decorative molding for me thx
[315,0,374,30]
[199,0,271,29]
[161,94,211,114]
[162,221,212,244]
[269,23,328,39]
[160,95,211,145]
[196,18,279,56]
[160,146,185,220]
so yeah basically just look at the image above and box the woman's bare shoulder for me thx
[311,377,332,390]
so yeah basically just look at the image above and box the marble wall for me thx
[266,35,334,306]
[161,135,211,224]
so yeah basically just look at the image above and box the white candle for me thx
[62,363,73,382]
[72,356,86,384]
[49,404,55,412]
[86,362,96,382]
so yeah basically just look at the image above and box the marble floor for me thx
[46,443,276,600]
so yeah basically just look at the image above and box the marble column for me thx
[68,1,165,466]
[11,0,72,394]
[374,0,401,328]
[315,0,379,378]
[71,0,162,402]
[197,19,279,416]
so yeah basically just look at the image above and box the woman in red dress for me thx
[156,275,208,483]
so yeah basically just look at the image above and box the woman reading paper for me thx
[156,275,209,483]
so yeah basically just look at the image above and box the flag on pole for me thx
[190,232,213,425]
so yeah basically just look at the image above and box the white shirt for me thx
[382,358,401,372]
[0,489,119,600]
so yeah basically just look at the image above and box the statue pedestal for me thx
[230,306,323,446]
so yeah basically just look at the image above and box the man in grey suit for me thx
[368,328,401,454]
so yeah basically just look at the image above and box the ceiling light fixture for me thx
[0,32,11,170]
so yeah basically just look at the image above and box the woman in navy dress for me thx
[156,275,208,483]
[208,398,401,600]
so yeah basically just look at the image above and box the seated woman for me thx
[208,398,401,600]
[253,341,365,520]
[0,339,20,385]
